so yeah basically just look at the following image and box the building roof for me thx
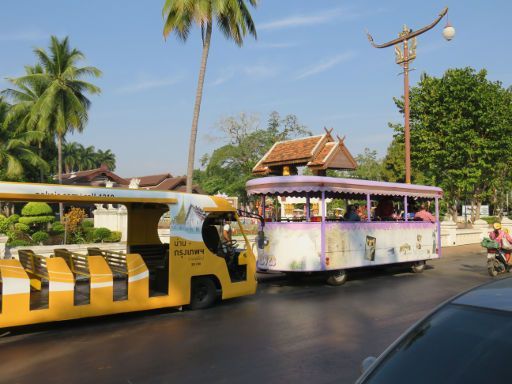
[252,129,357,175]
[60,164,129,186]
[127,173,173,187]
[60,166,202,193]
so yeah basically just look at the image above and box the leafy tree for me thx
[163,0,258,193]
[95,148,116,170]
[0,97,47,180]
[3,65,53,181]
[349,148,382,181]
[195,111,310,201]
[381,136,426,184]
[16,36,101,190]
[391,67,512,220]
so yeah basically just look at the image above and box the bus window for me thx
[201,213,247,282]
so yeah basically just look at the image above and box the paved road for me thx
[0,244,504,384]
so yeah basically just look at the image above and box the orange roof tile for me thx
[263,135,323,164]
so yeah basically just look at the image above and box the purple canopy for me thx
[246,176,442,198]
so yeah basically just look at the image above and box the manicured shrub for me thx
[7,239,32,247]
[0,217,8,234]
[18,215,55,226]
[93,227,111,243]
[6,214,19,224]
[81,220,94,229]
[21,202,53,216]
[32,231,49,244]
[107,231,122,243]
[50,222,65,234]
[14,223,30,233]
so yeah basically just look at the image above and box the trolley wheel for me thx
[189,277,217,310]
[411,261,426,274]
[326,270,347,286]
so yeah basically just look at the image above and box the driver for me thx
[222,219,233,243]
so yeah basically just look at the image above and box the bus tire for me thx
[411,261,426,274]
[326,270,347,286]
[189,277,217,310]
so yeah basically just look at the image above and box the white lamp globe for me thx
[442,23,455,41]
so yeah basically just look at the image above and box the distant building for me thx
[59,164,203,193]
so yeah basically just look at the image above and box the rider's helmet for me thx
[493,222,502,230]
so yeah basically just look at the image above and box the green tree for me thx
[0,97,47,180]
[196,111,310,201]
[349,148,382,181]
[3,64,54,181]
[162,0,258,193]
[381,136,426,184]
[17,36,101,186]
[95,148,116,170]
[391,67,512,220]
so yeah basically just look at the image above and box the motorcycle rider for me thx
[489,222,512,271]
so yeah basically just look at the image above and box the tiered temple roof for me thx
[252,128,357,176]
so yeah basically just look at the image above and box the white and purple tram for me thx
[246,176,442,285]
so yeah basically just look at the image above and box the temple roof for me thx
[252,129,357,175]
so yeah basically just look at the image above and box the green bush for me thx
[19,216,55,226]
[482,217,498,225]
[93,227,111,243]
[32,231,49,244]
[81,220,94,229]
[7,239,32,247]
[84,227,94,243]
[14,222,30,233]
[0,217,7,234]
[21,202,53,216]
[107,231,122,243]
[50,222,65,234]
[6,214,19,224]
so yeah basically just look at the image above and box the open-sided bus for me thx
[0,182,256,328]
[247,176,442,285]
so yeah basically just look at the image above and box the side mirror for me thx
[361,356,377,373]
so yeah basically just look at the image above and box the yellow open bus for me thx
[0,182,257,328]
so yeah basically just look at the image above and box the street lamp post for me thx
[366,7,454,184]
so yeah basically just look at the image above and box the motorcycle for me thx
[481,238,510,277]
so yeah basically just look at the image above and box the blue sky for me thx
[1,0,511,177]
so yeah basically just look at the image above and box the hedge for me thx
[19,216,55,226]
[21,202,53,216]
[93,227,111,242]
[32,231,49,244]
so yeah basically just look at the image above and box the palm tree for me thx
[95,148,116,170]
[62,141,80,173]
[3,65,53,181]
[162,0,258,192]
[16,36,101,219]
[0,97,48,180]
[17,36,101,183]
[78,145,97,170]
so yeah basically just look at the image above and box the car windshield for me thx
[363,304,512,384]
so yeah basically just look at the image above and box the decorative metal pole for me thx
[366,7,453,184]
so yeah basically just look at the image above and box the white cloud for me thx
[258,8,357,31]
[116,75,183,94]
[295,51,356,80]
[243,65,278,78]
[209,64,278,87]
[0,29,49,42]
[210,69,235,86]
[255,42,299,49]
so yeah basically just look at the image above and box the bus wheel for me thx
[411,261,426,274]
[190,277,217,310]
[326,270,347,286]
